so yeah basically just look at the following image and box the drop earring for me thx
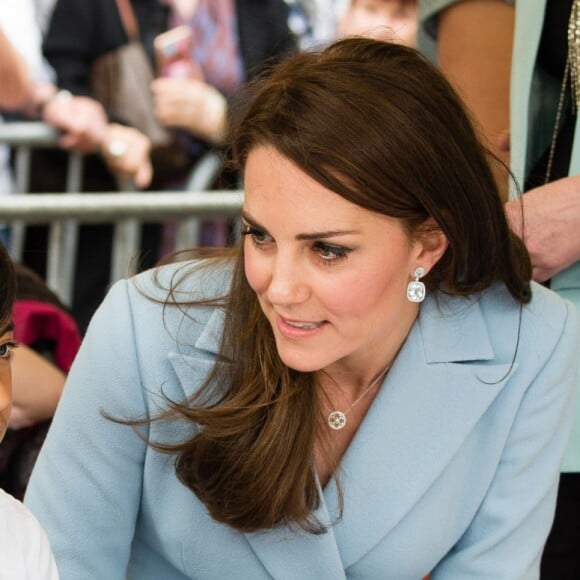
[406,267,426,303]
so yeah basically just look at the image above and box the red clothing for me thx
[13,300,82,373]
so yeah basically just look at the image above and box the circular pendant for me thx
[328,411,347,430]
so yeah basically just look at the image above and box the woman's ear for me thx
[414,218,449,273]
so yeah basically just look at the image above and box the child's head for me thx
[0,243,16,442]
[338,0,418,47]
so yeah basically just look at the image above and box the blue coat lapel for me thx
[324,293,518,569]
[167,309,226,398]
[325,352,516,570]
[166,291,517,576]
[245,497,347,580]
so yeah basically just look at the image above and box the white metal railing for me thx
[0,190,244,305]
[1,123,84,263]
[0,121,239,305]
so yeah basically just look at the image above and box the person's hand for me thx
[151,77,227,144]
[21,82,58,119]
[43,92,108,154]
[100,123,153,188]
[505,175,580,281]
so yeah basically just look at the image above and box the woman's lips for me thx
[276,315,327,339]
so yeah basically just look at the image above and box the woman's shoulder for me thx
[424,281,577,365]
[524,280,575,321]
[123,258,234,309]
[481,281,578,357]
[486,281,574,331]
[89,258,233,353]
[129,259,232,300]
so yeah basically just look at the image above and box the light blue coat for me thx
[25,261,578,579]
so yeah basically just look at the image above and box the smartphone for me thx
[154,25,202,79]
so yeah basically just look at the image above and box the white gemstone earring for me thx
[406,266,426,303]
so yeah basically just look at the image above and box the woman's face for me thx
[243,146,429,377]
[0,322,14,442]
[339,0,418,47]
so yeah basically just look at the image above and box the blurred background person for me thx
[0,0,153,333]
[24,0,183,333]
[285,0,345,49]
[418,0,513,201]
[0,3,42,246]
[338,0,418,46]
[151,0,297,246]
[1,0,153,189]
[38,0,155,188]
[0,26,31,203]
[153,0,296,147]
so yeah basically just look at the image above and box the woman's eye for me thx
[241,226,270,246]
[314,242,351,263]
[0,342,18,360]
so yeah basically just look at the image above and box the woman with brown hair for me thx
[25,38,578,579]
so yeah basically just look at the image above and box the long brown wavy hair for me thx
[147,38,532,534]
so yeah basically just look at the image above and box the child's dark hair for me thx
[0,244,16,330]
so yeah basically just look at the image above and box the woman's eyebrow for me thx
[295,230,359,241]
[241,210,359,240]
[241,211,265,230]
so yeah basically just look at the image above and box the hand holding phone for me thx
[154,25,202,79]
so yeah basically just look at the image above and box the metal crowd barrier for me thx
[0,122,84,264]
[0,121,241,306]
[0,191,243,304]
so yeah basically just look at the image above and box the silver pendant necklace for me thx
[326,362,392,430]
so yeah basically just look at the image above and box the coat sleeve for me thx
[24,279,149,579]
[432,300,579,579]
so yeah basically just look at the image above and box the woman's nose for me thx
[265,256,310,306]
